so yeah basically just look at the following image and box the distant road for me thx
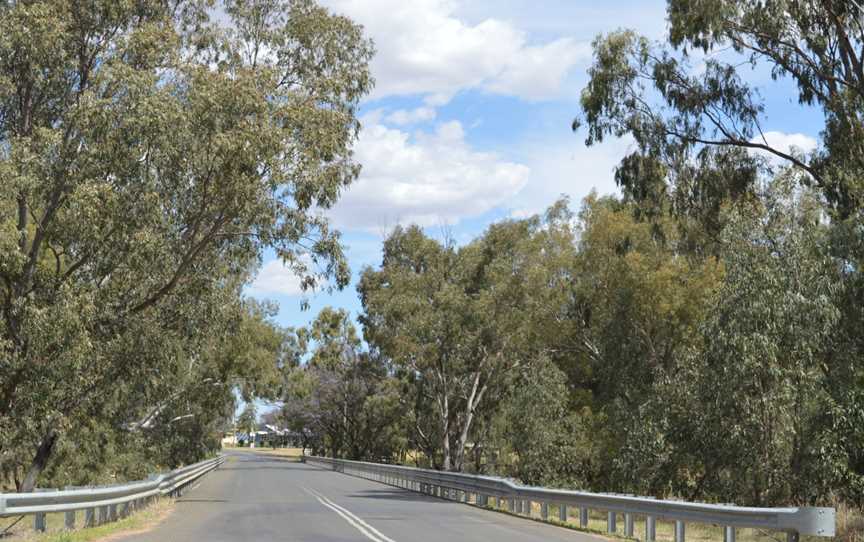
[123,451,607,542]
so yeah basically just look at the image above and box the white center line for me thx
[302,487,397,542]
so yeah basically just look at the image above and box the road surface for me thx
[124,451,608,542]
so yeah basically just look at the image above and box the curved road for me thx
[124,451,608,542]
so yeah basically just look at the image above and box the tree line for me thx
[280,0,864,509]
[2,0,862,514]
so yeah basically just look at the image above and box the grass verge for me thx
[0,498,174,542]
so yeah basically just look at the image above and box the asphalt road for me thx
[123,451,608,542]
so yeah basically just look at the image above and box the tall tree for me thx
[0,0,372,490]
[282,307,406,461]
[359,205,580,471]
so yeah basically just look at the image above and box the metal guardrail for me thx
[0,455,225,533]
[304,456,835,542]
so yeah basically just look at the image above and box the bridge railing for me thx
[0,455,225,533]
[303,456,835,542]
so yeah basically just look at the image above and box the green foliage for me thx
[488,356,596,488]
[573,0,864,506]
[282,308,407,461]
[359,206,582,471]
[0,0,371,490]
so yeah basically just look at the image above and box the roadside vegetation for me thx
[0,0,372,492]
[273,0,864,529]
[1,1,863,541]
[0,498,174,542]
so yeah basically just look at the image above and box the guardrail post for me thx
[98,505,108,525]
[675,520,685,542]
[580,507,589,528]
[110,503,118,521]
[85,507,95,527]
[725,526,736,542]
[559,504,567,522]
[646,515,656,541]
[522,499,529,516]
[541,502,548,520]
[608,511,617,533]
[625,513,634,537]
[34,512,46,532]
[65,510,76,529]
[122,501,131,517]
[509,497,515,513]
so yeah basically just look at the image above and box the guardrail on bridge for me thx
[0,454,225,533]
[303,456,835,542]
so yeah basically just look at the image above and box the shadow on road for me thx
[344,487,454,504]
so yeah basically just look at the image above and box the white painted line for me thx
[302,487,397,542]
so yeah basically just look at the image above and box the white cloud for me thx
[749,131,818,163]
[505,135,632,218]
[247,259,304,297]
[322,0,590,102]
[330,117,530,232]
[384,106,437,126]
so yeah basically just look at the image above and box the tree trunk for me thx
[453,371,487,472]
[20,430,58,492]
[440,392,451,471]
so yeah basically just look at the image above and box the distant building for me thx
[234,424,302,448]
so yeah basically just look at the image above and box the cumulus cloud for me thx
[504,135,632,218]
[247,259,305,297]
[749,131,818,163]
[329,117,530,232]
[384,107,437,126]
[322,0,590,102]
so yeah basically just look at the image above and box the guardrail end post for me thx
[608,511,617,533]
[725,526,736,542]
[65,510,76,530]
[559,504,567,522]
[625,512,634,537]
[34,512,46,532]
[787,532,799,542]
[674,520,685,542]
[580,507,589,528]
[646,516,656,542]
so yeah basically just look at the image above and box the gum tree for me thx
[0,0,372,490]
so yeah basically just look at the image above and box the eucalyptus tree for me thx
[576,0,864,502]
[578,1,864,220]
[359,205,580,472]
[0,0,372,490]
[282,307,406,461]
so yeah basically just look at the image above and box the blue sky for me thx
[245,0,826,336]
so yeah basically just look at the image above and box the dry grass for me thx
[836,502,864,542]
[0,498,174,542]
[226,446,304,460]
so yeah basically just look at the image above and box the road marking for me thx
[302,487,397,542]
